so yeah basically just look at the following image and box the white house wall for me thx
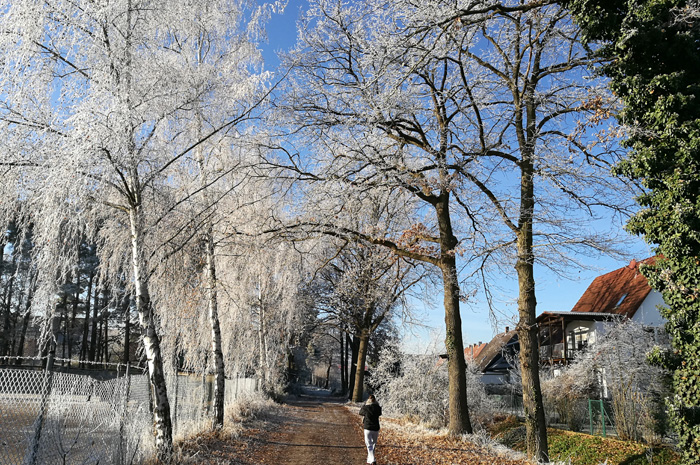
[631,291,666,327]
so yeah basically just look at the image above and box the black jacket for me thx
[359,402,382,431]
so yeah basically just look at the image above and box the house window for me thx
[614,293,628,308]
[568,326,592,351]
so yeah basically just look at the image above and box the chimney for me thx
[505,326,510,333]
[478,341,482,346]
[628,258,637,269]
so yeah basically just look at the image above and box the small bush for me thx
[498,426,527,449]
[485,414,521,437]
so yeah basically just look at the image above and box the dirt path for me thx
[250,393,367,465]
[178,388,531,464]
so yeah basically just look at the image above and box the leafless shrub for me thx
[546,320,670,441]
[372,342,499,430]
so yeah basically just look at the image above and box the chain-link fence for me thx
[0,359,258,465]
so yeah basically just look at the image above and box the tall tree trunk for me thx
[513,84,549,462]
[103,296,109,366]
[88,285,100,362]
[16,306,31,363]
[195,129,226,430]
[515,157,549,461]
[66,263,80,365]
[58,292,67,366]
[129,206,173,460]
[339,327,346,395]
[96,305,103,363]
[80,271,94,366]
[325,353,332,390]
[347,334,359,400]
[15,272,35,365]
[204,232,225,429]
[123,295,131,364]
[344,331,350,395]
[351,329,370,402]
[436,196,472,435]
[0,252,18,356]
[257,299,267,389]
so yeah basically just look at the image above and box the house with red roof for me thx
[438,329,516,389]
[436,341,488,369]
[473,327,519,387]
[536,257,666,365]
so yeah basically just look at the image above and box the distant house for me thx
[436,328,517,392]
[537,257,666,365]
[472,328,518,388]
[436,341,488,369]
[464,341,488,362]
[469,257,667,389]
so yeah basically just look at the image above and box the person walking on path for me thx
[359,394,382,465]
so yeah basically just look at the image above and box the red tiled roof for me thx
[435,342,489,368]
[570,257,657,318]
[464,343,487,361]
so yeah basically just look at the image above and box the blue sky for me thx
[259,0,655,352]
[261,0,306,70]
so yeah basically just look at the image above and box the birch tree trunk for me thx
[204,232,225,429]
[123,296,131,365]
[129,207,173,460]
[194,117,227,429]
[80,272,94,367]
[257,295,268,390]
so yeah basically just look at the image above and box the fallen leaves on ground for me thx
[373,417,531,465]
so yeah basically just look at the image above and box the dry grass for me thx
[170,393,283,464]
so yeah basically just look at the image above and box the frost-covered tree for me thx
[0,0,276,457]
[275,2,631,455]
[549,319,669,441]
[148,0,274,429]
[372,341,497,429]
[308,194,424,401]
[315,242,420,401]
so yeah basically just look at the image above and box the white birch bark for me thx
[195,129,226,428]
[128,206,173,459]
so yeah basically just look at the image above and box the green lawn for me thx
[489,417,679,465]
